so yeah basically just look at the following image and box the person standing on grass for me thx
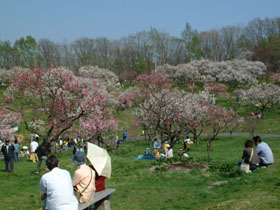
[1,138,15,172]
[253,136,274,167]
[13,139,20,162]
[39,155,78,210]
[30,136,39,162]
[123,129,128,142]
[35,142,48,174]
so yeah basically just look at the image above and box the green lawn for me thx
[0,136,279,210]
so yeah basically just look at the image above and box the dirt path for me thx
[126,132,280,142]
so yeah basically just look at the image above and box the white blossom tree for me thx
[156,59,266,84]
[240,83,280,118]
[78,65,120,92]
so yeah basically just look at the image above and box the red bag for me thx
[95,176,106,192]
[89,165,106,192]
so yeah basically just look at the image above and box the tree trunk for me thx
[193,132,198,146]
[207,138,211,161]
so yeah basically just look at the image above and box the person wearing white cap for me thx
[184,136,191,152]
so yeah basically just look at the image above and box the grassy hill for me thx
[0,136,279,209]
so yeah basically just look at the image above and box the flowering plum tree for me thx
[270,73,280,83]
[0,107,21,139]
[134,89,193,147]
[80,109,119,146]
[203,83,228,96]
[203,105,239,160]
[240,83,280,118]
[78,66,120,92]
[186,83,198,93]
[156,59,266,84]
[4,67,109,152]
[118,87,141,110]
[183,95,209,145]
[0,67,29,85]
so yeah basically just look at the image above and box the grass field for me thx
[0,136,279,210]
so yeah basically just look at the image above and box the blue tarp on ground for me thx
[135,155,156,160]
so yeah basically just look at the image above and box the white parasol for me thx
[87,142,111,179]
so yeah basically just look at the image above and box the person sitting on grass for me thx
[184,136,191,152]
[253,136,274,168]
[153,138,161,158]
[239,140,259,171]
[166,144,173,158]
[39,155,78,210]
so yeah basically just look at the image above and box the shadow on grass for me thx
[275,183,280,186]
[218,170,242,178]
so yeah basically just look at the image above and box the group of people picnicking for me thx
[152,136,193,159]
[151,134,274,174]
[250,112,262,119]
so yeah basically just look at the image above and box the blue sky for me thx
[0,0,279,43]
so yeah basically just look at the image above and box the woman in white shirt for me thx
[166,144,173,158]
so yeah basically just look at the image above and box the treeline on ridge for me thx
[0,17,279,75]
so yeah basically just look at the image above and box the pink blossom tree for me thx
[0,107,21,140]
[204,105,239,160]
[80,109,119,147]
[270,73,280,83]
[4,67,109,153]
[134,89,192,148]
[203,83,228,96]
[186,83,198,93]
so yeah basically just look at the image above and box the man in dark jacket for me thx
[35,141,48,174]
[1,138,15,172]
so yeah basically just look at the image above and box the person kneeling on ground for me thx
[39,155,78,210]
[72,151,95,205]
[239,140,259,171]
[253,136,274,167]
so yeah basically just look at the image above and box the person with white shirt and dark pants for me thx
[253,136,274,168]
[39,155,78,210]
